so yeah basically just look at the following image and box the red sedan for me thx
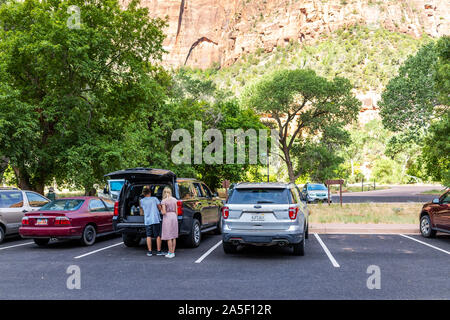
[19,197,117,246]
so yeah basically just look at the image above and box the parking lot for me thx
[0,232,449,300]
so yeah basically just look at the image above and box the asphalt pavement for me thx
[331,185,443,203]
[0,230,449,300]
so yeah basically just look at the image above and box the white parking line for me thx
[0,242,34,251]
[314,234,340,268]
[195,240,222,263]
[74,242,124,259]
[400,234,450,255]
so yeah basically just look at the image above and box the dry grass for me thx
[309,203,423,224]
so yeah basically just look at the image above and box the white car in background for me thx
[0,188,50,243]
[102,179,125,201]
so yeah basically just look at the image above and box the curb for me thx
[310,224,420,235]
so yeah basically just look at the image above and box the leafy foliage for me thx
[0,0,168,193]
[242,68,360,183]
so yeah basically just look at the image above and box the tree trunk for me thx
[84,186,97,196]
[0,157,9,185]
[12,166,32,190]
[281,143,296,183]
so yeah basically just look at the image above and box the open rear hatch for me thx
[105,168,176,184]
[105,168,177,227]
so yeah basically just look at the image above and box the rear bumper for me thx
[223,231,303,246]
[19,226,82,239]
[115,219,190,237]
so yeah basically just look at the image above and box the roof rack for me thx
[0,187,19,190]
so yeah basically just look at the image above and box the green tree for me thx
[169,72,266,189]
[0,0,167,194]
[379,43,439,140]
[435,36,450,106]
[242,69,360,183]
[421,112,450,187]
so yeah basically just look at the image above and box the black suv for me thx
[105,168,222,248]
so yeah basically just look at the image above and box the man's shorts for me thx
[145,223,161,238]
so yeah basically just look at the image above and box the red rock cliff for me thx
[123,0,449,68]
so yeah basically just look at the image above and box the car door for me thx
[192,182,213,226]
[0,191,26,234]
[88,199,109,233]
[435,192,450,231]
[100,198,115,233]
[201,183,220,225]
[25,192,50,212]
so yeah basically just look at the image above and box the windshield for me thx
[39,199,84,211]
[228,188,290,204]
[109,181,125,192]
[308,184,327,191]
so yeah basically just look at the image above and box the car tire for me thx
[213,217,222,235]
[122,233,141,247]
[420,215,437,238]
[0,226,5,244]
[292,232,305,256]
[223,242,238,254]
[33,238,50,246]
[184,218,201,248]
[80,225,97,246]
[305,224,309,239]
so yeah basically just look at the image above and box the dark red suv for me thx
[420,189,450,238]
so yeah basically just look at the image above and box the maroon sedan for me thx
[19,197,116,246]
[420,189,450,238]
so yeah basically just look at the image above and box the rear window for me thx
[109,181,125,192]
[0,191,23,208]
[228,188,290,204]
[308,184,327,191]
[39,199,84,211]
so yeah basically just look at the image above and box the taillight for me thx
[22,217,29,226]
[114,201,119,216]
[222,207,229,219]
[177,200,183,216]
[54,217,71,225]
[289,207,299,220]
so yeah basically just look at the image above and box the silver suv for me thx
[221,182,309,256]
[0,188,50,243]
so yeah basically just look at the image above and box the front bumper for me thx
[19,226,82,239]
[223,231,303,246]
[307,195,329,202]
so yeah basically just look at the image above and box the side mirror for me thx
[432,198,440,204]
[103,187,109,194]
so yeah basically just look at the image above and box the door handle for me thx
[22,210,28,213]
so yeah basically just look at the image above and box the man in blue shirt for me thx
[140,187,164,256]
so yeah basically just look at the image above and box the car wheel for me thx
[223,242,238,254]
[33,238,50,246]
[122,233,141,247]
[0,226,5,244]
[80,225,97,246]
[184,219,201,248]
[213,217,222,235]
[292,232,305,256]
[420,215,436,238]
[305,224,309,239]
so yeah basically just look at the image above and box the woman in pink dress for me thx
[161,187,179,258]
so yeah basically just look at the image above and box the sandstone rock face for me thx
[123,0,449,69]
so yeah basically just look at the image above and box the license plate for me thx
[251,214,265,222]
[36,218,48,226]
